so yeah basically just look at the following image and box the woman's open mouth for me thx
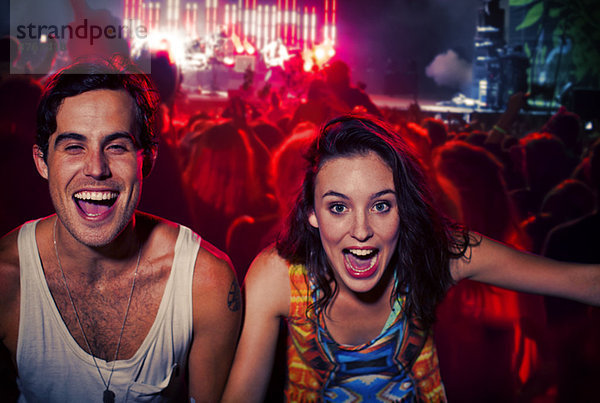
[343,248,379,278]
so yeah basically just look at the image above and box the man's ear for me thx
[142,148,157,178]
[308,210,319,229]
[33,145,48,180]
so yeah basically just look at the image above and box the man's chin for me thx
[60,213,136,248]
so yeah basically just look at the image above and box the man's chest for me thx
[45,267,170,361]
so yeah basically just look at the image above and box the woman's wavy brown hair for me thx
[277,114,473,329]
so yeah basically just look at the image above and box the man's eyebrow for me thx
[53,132,85,147]
[53,132,137,148]
[104,132,137,146]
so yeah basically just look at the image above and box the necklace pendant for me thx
[103,389,115,403]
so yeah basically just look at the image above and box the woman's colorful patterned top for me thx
[286,264,446,402]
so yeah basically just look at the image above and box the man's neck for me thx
[53,215,141,282]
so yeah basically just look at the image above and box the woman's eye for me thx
[330,204,347,214]
[373,202,390,213]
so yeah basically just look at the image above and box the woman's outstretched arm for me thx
[452,233,600,306]
[222,247,291,403]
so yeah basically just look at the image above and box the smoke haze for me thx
[425,49,473,91]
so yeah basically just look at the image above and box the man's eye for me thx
[107,144,128,152]
[64,144,84,152]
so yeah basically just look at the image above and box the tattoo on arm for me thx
[227,281,241,312]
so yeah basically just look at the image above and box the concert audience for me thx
[431,140,545,402]
[510,132,572,220]
[541,137,600,402]
[521,178,596,254]
[226,122,317,283]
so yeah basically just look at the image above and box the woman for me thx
[223,115,599,402]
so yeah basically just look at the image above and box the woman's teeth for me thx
[348,248,375,257]
[344,249,378,273]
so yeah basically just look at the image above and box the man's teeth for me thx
[74,191,118,201]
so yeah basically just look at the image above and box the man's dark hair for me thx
[277,114,473,329]
[36,55,160,163]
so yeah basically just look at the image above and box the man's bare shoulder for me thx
[135,213,182,260]
[192,237,242,330]
[195,237,237,290]
[0,227,22,290]
[138,214,237,297]
[0,217,56,306]
[137,212,180,240]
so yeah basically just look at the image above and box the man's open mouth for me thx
[73,191,118,217]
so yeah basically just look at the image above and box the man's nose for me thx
[83,149,110,179]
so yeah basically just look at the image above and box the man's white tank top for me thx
[16,219,199,402]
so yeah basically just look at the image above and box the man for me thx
[0,56,241,402]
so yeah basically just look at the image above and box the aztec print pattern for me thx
[317,304,415,402]
[286,264,446,402]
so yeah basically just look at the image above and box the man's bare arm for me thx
[187,241,242,402]
[0,228,22,401]
[0,229,22,361]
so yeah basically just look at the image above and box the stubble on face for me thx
[39,89,144,249]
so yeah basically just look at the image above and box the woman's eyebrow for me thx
[321,189,396,200]
[322,190,348,200]
[371,189,396,199]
